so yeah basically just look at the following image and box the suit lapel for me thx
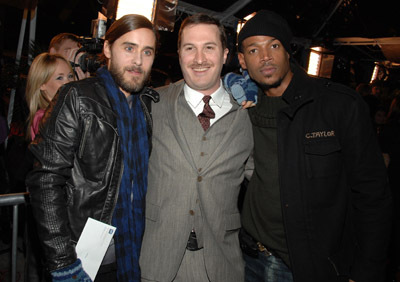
[165,82,198,173]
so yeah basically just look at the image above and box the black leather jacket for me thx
[26,77,159,272]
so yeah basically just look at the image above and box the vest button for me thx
[200,152,205,156]
[189,210,195,215]
[197,176,202,182]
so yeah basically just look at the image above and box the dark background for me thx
[1,0,400,85]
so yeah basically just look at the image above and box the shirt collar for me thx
[184,80,225,109]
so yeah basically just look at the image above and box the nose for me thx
[260,47,272,62]
[194,49,206,64]
[132,50,143,66]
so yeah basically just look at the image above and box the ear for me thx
[103,40,111,60]
[223,48,229,64]
[49,47,56,54]
[286,50,291,60]
[238,52,247,70]
[40,84,47,91]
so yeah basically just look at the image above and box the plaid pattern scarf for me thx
[97,66,148,282]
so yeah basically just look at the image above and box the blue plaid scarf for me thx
[97,66,148,282]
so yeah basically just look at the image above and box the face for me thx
[104,28,156,97]
[374,110,386,125]
[40,59,74,101]
[179,23,229,95]
[238,35,292,96]
[51,39,80,61]
[371,86,381,95]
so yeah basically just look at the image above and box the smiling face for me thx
[178,23,229,95]
[40,58,74,101]
[238,35,293,97]
[104,28,156,97]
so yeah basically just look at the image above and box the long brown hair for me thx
[102,14,159,62]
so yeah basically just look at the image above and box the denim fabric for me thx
[243,252,293,282]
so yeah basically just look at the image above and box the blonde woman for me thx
[26,52,74,141]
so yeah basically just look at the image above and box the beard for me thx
[108,61,150,94]
[258,76,284,91]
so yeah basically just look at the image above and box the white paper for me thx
[76,217,116,280]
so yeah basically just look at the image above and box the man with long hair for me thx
[26,14,159,282]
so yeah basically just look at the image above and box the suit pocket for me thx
[225,213,241,231]
[145,202,160,222]
[304,138,342,178]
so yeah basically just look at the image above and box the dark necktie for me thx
[198,95,215,131]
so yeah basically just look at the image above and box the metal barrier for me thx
[0,192,29,282]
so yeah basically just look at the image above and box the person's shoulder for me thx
[310,77,359,101]
[73,76,102,89]
[62,77,105,97]
[156,79,184,94]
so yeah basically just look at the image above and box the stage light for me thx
[236,12,256,34]
[370,64,379,83]
[116,0,157,21]
[307,47,335,78]
[307,49,321,76]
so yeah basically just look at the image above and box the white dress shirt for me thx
[184,80,232,126]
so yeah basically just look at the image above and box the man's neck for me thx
[265,70,294,97]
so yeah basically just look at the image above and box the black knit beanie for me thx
[237,10,293,54]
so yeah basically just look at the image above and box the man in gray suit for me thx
[140,14,253,282]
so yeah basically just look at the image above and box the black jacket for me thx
[251,64,391,282]
[26,77,159,272]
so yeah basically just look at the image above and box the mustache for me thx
[189,63,213,68]
[125,66,143,73]
[261,62,276,68]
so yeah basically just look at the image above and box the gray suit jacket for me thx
[140,80,253,282]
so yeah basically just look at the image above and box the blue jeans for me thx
[243,252,294,282]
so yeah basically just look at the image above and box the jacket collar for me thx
[141,86,160,103]
[279,62,315,118]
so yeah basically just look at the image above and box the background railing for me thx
[0,192,29,282]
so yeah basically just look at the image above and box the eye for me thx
[143,49,153,56]
[56,76,63,81]
[126,46,133,52]
[271,43,280,49]
[68,73,74,80]
[206,45,215,50]
[248,48,258,54]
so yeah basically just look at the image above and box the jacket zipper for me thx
[78,116,92,158]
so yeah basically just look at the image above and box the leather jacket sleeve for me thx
[26,83,82,272]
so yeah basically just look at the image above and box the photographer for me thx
[48,33,90,80]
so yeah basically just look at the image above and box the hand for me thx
[51,259,92,282]
[241,100,256,109]
[223,70,258,105]
[65,47,90,80]
[349,279,355,282]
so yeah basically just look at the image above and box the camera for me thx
[76,37,105,73]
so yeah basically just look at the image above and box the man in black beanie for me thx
[225,9,392,282]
